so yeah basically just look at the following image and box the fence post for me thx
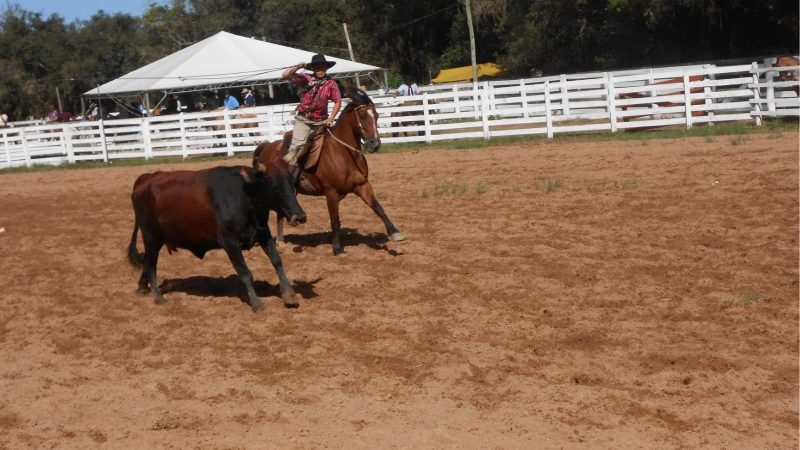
[224,109,234,156]
[520,79,529,118]
[142,118,153,160]
[422,92,432,143]
[763,57,777,113]
[703,64,716,125]
[20,128,31,167]
[480,82,491,140]
[750,62,763,127]
[606,73,618,133]
[472,82,480,119]
[64,125,75,163]
[544,81,553,138]
[3,131,11,167]
[683,72,694,129]
[559,73,570,116]
[179,113,189,158]
[96,120,108,162]
[267,106,275,141]
[453,85,460,116]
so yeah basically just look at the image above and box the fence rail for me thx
[2,58,798,169]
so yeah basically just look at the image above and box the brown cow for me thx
[127,162,306,312]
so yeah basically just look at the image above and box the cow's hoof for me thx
[389,232,406,242]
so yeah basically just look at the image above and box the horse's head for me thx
[776,55,800,82]
[341,82,381,153]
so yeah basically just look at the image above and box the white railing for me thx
[1,58,798,169]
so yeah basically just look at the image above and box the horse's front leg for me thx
[354,182,405,242]
[324,189,346,256]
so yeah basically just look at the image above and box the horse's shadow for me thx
[283,228,404,256]
[160,275,321,306]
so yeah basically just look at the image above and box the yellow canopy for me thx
[431,63,505,84]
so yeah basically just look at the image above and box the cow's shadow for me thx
[161,275,321,306]
[282,228,404,256]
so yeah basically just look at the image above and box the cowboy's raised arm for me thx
[282,62,306,80]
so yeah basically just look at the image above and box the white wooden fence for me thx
[1,58,797,170]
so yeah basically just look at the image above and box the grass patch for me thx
[421,182,489,197]
[379,118,798,154]
[729,292,766,307]
[533,177,563,193]
[729,135,749,146]
[0,153,238,174]
[587,178,608,193]
[431,182,468,196]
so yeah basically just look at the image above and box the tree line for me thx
[0,0,797,120]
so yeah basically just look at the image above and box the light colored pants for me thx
[283,114,322,165]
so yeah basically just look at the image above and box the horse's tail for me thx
[127,221,144,268]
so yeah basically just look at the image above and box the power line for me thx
[382,3,458,34]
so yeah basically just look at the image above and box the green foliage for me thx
[0,0,797,120]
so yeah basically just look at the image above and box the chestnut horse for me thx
[252,86,405,256]
[618,75,706,122]
[775,55,800,96]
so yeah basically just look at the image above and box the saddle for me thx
[281,129,326,193]
[281,129,325,172]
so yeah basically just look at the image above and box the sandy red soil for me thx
[0,132,797,448]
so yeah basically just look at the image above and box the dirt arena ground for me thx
[0,131,797,448]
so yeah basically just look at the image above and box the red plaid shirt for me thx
[291,73,341,122]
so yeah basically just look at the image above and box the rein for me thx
[325,104,372,153]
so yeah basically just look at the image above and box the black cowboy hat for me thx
[305,54,336,70]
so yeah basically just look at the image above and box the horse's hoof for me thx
[334,250,348,257]
[251,302,265,313]
[137,287,150,295]
[390,232,406,242]
[276,240,287,248]
[154,296,166,305]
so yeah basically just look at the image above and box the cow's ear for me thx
[241,168,260,197]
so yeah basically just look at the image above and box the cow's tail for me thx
[127,221,144,268]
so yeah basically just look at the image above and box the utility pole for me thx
[465,0,479,89]
[342,22,361,88]
[55,87,63,113]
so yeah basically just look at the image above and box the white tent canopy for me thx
[85,31,381,97]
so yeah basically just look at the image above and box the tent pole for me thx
[144,93,151,117]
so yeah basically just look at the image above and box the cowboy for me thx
[281,53,342,175]
[242,88,256,107]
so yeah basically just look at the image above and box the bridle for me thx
[326,103,378,153]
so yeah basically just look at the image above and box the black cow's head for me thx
[242,166,306,226]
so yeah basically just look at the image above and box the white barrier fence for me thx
[1,59,798,169]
